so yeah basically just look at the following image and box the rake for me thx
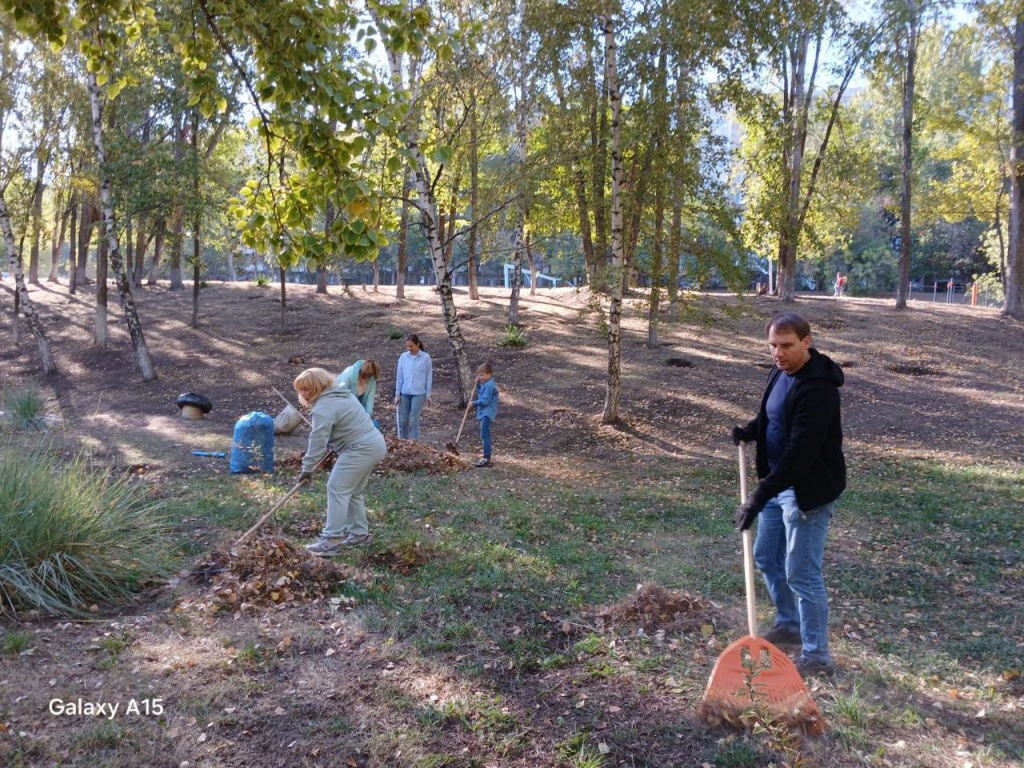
[697,443,824,733]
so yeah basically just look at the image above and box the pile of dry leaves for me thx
[278,437,467,476]
[591,584,716,635]
[180,536,363,614]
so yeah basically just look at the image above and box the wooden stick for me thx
[232,450,332,550]
[454,397,474,446]
[272,385,312,427]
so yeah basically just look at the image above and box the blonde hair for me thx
[360,360,381,380]
[293,367,336,407]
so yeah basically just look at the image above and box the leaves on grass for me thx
[179,536,366,614]
[591,584,716,634]
[278,437,468,476]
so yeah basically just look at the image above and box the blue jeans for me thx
[753,489,835,663]
[398,394,426,440]
[479,417,493,459]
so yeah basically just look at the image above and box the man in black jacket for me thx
[732,312,845,678]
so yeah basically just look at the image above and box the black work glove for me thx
[296,471,312,484]
[731,425,754,445]
[734,501,759,531]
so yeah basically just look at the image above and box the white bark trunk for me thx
[601,14,624,425]
[88,70,157,381]
[0,195,57,374]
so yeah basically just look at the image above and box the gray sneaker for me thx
[795,657,836,679]
[761,623,802,648]
[305,537,345,557]
[340,532,373,548]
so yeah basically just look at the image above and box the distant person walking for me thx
[833,271,847,299]
[471,363,499,467]
[336,359,381,420]
[394,334,432,441]
[293,368,387,555]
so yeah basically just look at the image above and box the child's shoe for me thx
[474,457,492,467]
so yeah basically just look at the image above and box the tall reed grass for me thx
[0,445,169,616]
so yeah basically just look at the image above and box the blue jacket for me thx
[473,378,499,421]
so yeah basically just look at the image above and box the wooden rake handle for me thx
[454,396,474,445]
[233,480,307,550]
[232,450,332,550]
[738,443,759,637]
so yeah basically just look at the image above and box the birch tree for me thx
[600,12,624,424]
[371,0,476,403]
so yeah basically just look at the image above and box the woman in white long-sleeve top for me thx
[294,368,387,555]
[393,333,432,441]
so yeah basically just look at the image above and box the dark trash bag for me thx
[230,411,275,474]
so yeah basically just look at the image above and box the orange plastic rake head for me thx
[699,631,823,732]
[698,444,824,733]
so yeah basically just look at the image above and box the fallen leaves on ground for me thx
[591,583,716,634]
[179,536,366,614]
[277,437,467,476]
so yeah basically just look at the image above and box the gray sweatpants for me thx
[321,431,387,538]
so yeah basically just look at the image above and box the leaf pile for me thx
[379,436,468,475]
[182,536,360,613]
[277,437,467,476]
[591,584,715,634]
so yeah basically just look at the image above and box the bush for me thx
[2,383,47,431]
[498,324,528,348]
[386,327,404,340]
[253,273,272,287]
[0,446,170,617]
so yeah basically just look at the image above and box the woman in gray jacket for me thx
[294,368,388,555]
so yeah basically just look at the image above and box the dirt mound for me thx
[179,536,364,614]
[277,437,467,476]
[591,584,716,634]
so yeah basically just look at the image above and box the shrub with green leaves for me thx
[253,273,272,287]
[498,324,528,348]
[0,447,169,617]
[2,383,48,431]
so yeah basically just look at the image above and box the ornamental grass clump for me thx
[0,446,169,617]
[2,382,48,431]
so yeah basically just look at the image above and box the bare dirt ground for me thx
[1,280,1022,767]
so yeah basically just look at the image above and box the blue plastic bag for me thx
[230,412,275,474]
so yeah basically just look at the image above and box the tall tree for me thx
[735,0,866,302]
[600,12,624,424]
[372,0,476,402]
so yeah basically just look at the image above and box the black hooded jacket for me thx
[742,347,846,514]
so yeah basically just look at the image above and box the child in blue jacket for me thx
[471,363,498,467]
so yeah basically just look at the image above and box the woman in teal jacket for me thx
[336,359,380,418]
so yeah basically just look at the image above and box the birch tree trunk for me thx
[76,195,94,288]
[0,195,57,373]
[396,171,410,300]
[29,155,45,285]
[87,70,157,381]
[1006,15,1024,321]
[48,190,70,283]
[377,20,474,404]
[467,98,481,302]
[601,14,624,425]
[68,192,78,294]
[895,1,918,310]
[508,0,527,325]
[95,234,108,348]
